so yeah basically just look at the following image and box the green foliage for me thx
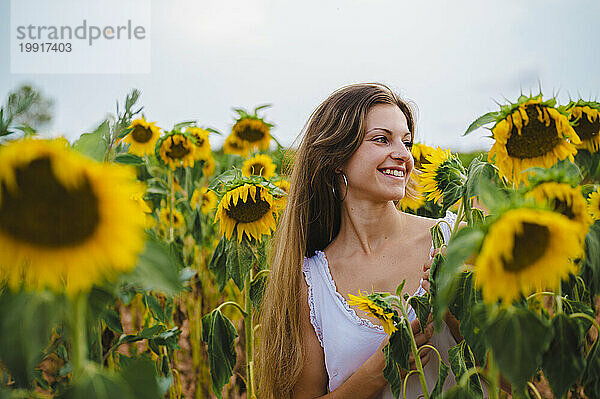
[120,234,183,295]
[72,120,109,162]
[448,340,483,396]
[463,112,499,136]
[0,290,62,388]
[430,361,449,399]
[432,228,484,328]
[582,338,600,398]
[383,344,403,399]
[225,236,254,291]
[408,293,431,334]
[58,359,161,399]
[542,314,586,398]
[201,309,238,399]
[477,306,552,392]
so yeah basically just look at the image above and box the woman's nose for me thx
[390,146,410,161]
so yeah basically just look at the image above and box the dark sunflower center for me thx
[505,105,562,159]
[166,212,180,224]
[225,189,270,223]
[570,110,600,141]
[230,141,244,149]
[502,222,549,272]
[0,157,99,247]
[166,137,190,159]
[250,163,265,176]
[552,198,576,220]
[237,125,265,142]
[132,125,153,143]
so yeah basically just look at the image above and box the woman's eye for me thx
[374,136,388,143]
[404,141,413,149]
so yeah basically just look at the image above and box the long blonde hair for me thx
[257,83,416,398]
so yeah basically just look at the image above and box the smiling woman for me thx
[257,83,458,399]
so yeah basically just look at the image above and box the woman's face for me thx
[340,104,414,203]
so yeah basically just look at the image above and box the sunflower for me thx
[474,208,583,305]
[158,207,185,229]
[156,131,196,170]
[420,147,466,204]
[121,117,161,156]
[200,154,216,177]
[223,134,249,157]
[274,179,290,194]
[186,127,212,159]
[411,142,436,170]
[488,98,580,185]
[191,187,218,214]
[568,103,600,153]
[232,117,271,151]
[588,190,600,221]
[241,153,277,179]
[0,139,146,294]
[526,182,592,234]
[214,183,278,243]
[399,171,425,211]
[347,291,397,335]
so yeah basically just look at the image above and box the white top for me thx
[302,211,458,398]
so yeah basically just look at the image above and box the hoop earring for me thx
[332,172,348,202]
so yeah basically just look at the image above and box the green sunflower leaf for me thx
[209,237,228,291]
[542,314,586,398]
[448,272,475,323]
[225,236,254,290]
[430,223,445,250]
[432,227,484,329]
[448,340,483,396]
[143,293,167,324]
[118,358,162,399]
[201,309,238,399]
[580,222,600,297]
[463,112,498,136]
[440,385,479,399]
[58,367,135,399]
[389,322,412,371]
[72,119,109,162]
[250,272,268,311]
[0,290,62,389]
[479,306,552,392]
[429,360,449,399]
[120,234,183,295]
[408,293,431,334]
[582,337,600,399]
[383,343,403,399]
[459,306,487,366]
[114,153,144,165]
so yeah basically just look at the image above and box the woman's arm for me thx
[293,280,433,399]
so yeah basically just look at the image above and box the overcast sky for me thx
[1,0,599,152]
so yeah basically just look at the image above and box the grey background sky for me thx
[1,0,599,152]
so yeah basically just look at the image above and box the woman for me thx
[257,83,460,398]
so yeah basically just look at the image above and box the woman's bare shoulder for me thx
[402,212,441,230]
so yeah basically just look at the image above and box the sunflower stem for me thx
[451,199,465,239]
[397,296,429,399]
[486,350,500,399]
[71,291,88,380]
[168,170,175,242]
[244,268,256,398]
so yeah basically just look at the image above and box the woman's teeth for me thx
[381,169,404,177]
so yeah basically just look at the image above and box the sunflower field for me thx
[0,89,599,399]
